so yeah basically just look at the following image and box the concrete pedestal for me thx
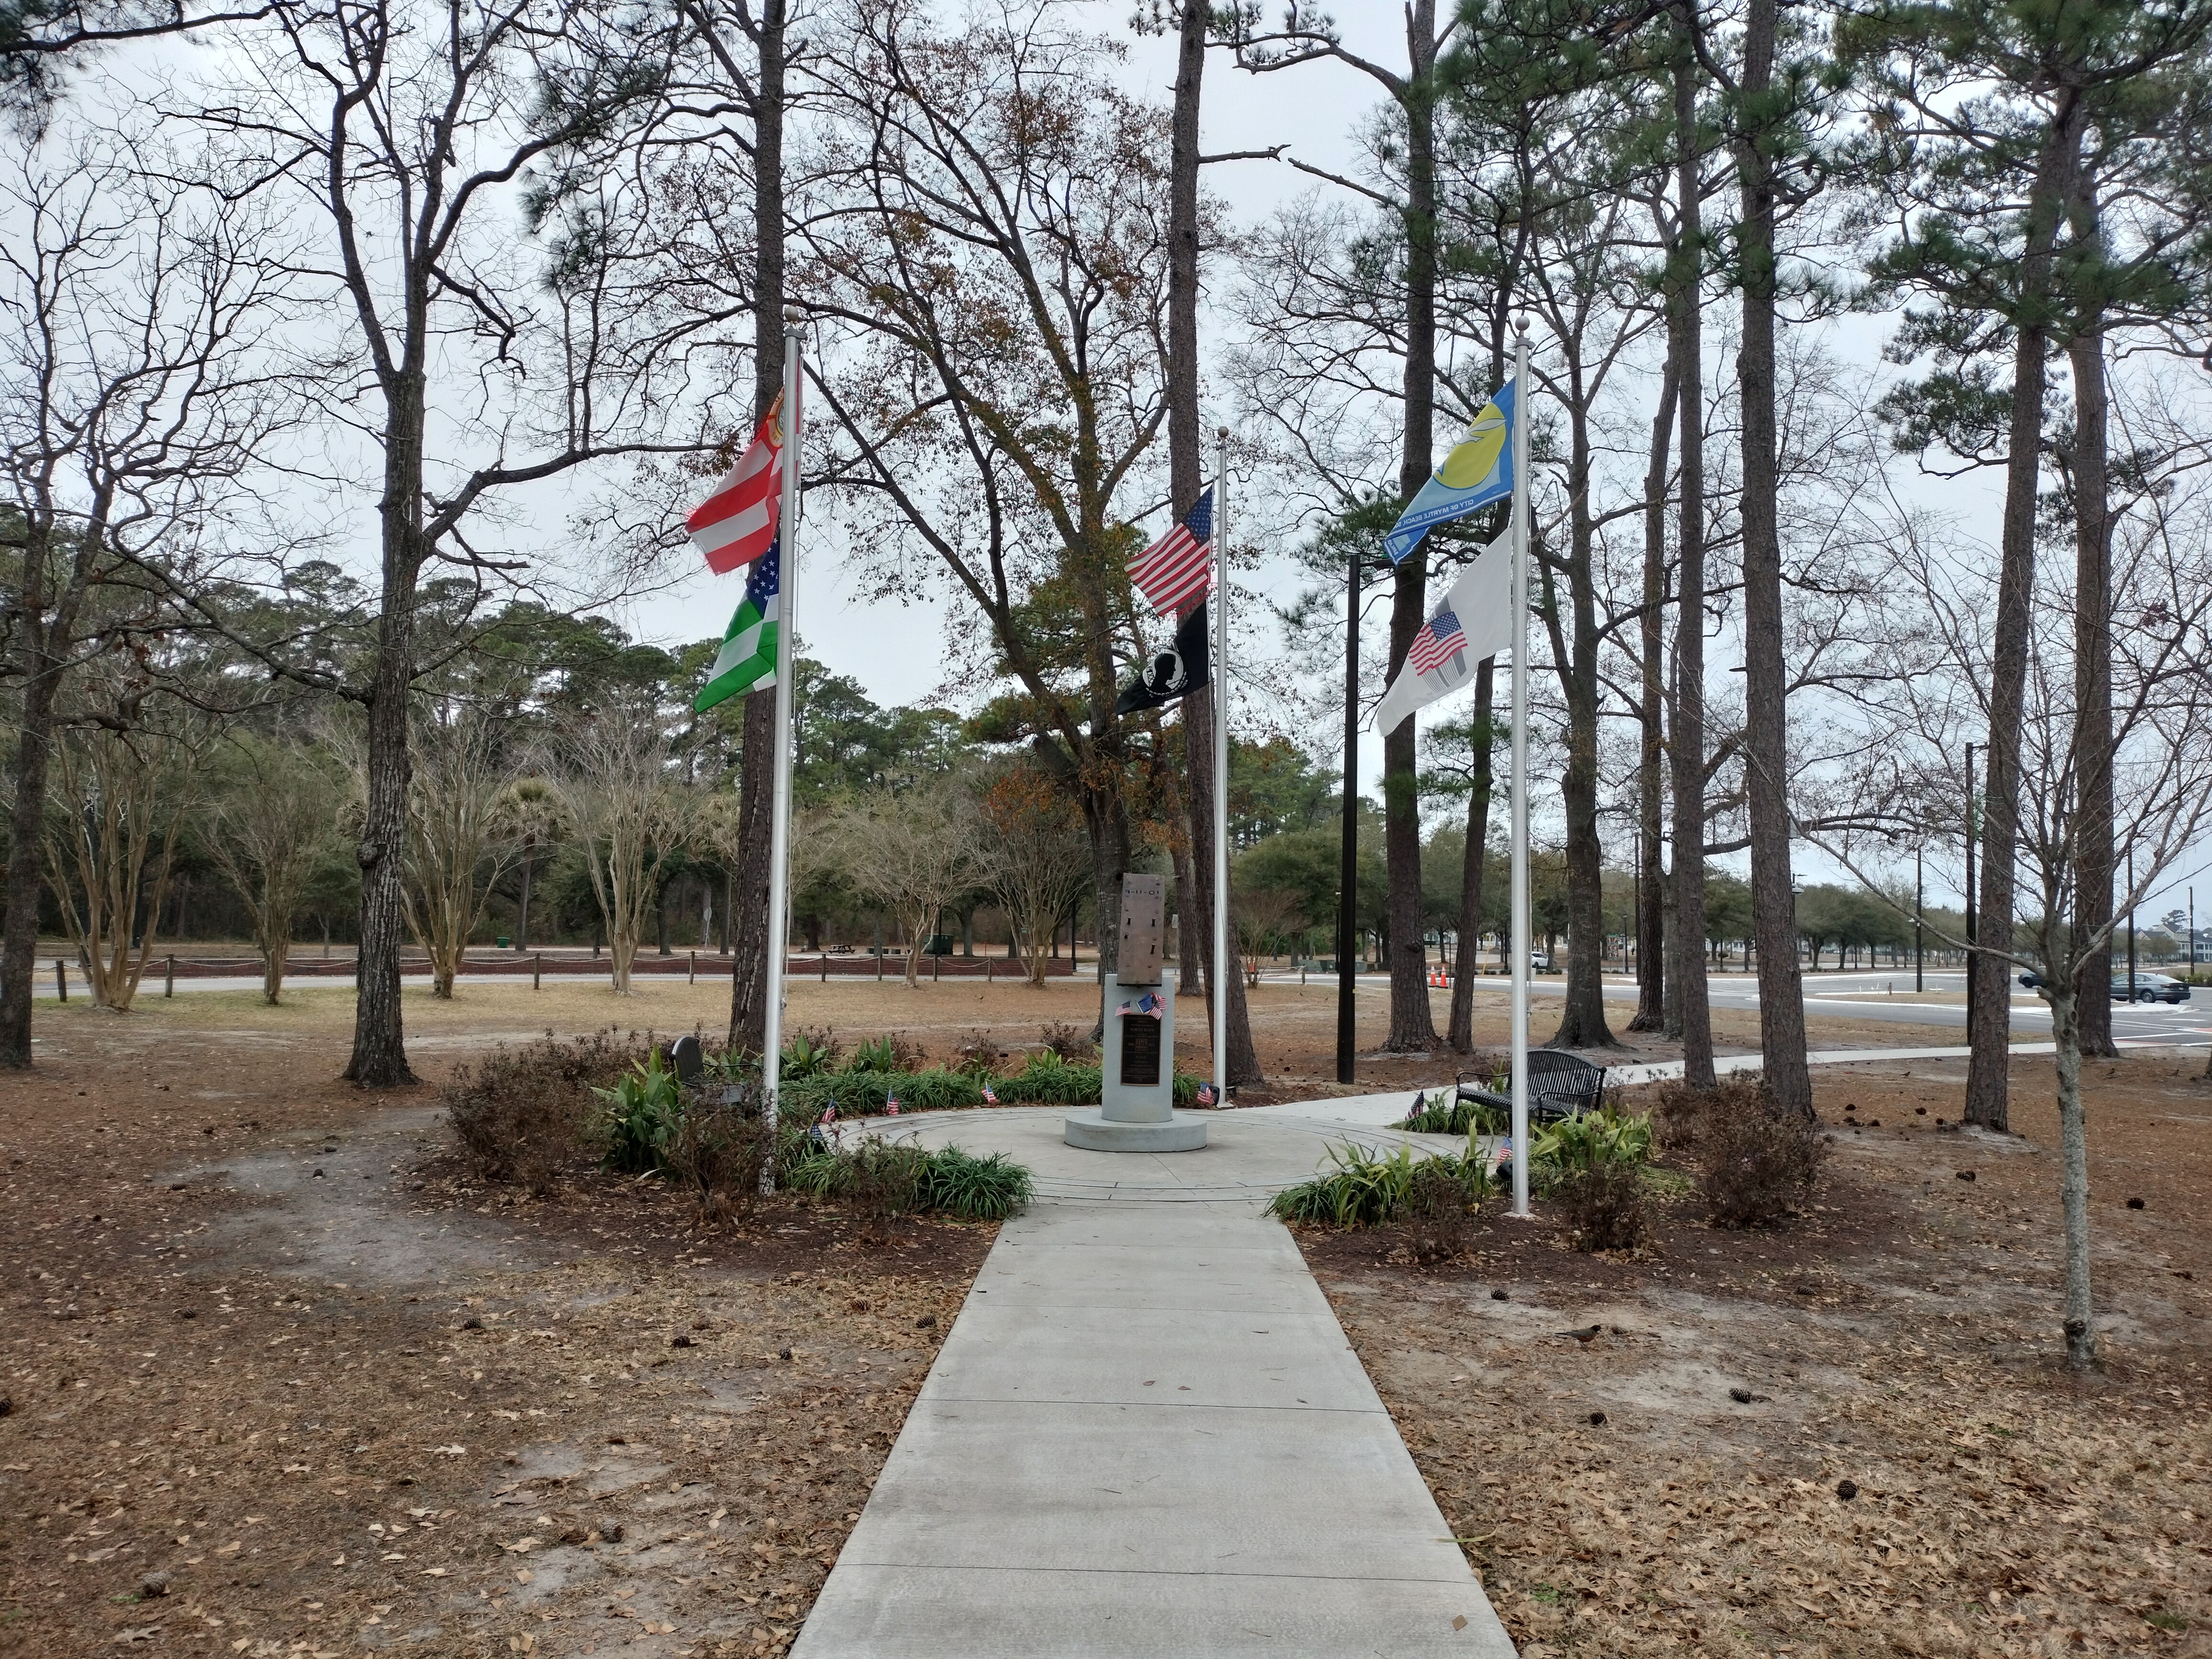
[1065,971,1206,1153]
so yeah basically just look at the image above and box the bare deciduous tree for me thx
[399,709,522,999]
[42,659,206,1010]
[836,776,979,991]
[978,766,1091,989]
[547,702,689,995]
[202,731,347,1004]
[0,130,298,1063]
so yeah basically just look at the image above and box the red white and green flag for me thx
[686,393,785,573]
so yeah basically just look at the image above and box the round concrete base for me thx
[1062,1110,1210,1153]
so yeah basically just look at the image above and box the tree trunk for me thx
[1382,0,1439,1053]
[0,666,62,1068]
[1163,2,1262,1084]
[1631,348,1679,1033]
[2069,326,2116,1060]
[345,363,425,1087]
[1167,0,1207,1007]
[1667,24,1715,1087]
[1447,661,1496,1053]
[1967,100,2082,1131]
[1732,0,1808,1115]
[1541,402,1615,1049]
[2046,980,2096,1368]
[727,0,786,1058]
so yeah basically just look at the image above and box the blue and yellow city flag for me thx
[1382,380,1517,564]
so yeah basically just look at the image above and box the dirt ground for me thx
[3,978,2190,1657]
[0,986,998,1659]
[1301,1051,2212,1658]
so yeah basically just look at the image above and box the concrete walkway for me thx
[790,1123,1516,1657]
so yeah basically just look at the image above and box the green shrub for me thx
[594,1049,686,1174]
[1532,1103,1654,1176]
[846,1032,925,1073]
[781,1028,840,1080]
[916,1146,1034,1220]
[784,1067,987,1119]
[1269,1143,1487,1228]
[1398,1093,1507,1136]
[992,1052,1102,1104]
[784,1136,1032,1222]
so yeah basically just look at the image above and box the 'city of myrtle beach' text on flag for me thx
[1382,382,1517,564]
[686,394,785,574]
[693,539,780,714]
[1372,532,1514,732]
[1129,485,1213,614]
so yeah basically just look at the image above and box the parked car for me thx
[2114,973,2192,1004]
[2018,969,2049,989]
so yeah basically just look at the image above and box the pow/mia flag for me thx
[1115,599,1211,716]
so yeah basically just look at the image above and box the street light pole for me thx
[1915,846,1924,994]
[2126,846,2136,997]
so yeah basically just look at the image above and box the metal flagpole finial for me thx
[783,303,803,326]
[1216,424,1229,440]
[1513,312,1530,340]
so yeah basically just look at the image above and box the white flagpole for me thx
[1508,321,1533,1220]
[1212,427,1230,1103]
[760,311,805,1160]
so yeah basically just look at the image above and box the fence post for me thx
[932,948,939,983]
[166,955,175,997]
[55,960,66,1003]
[820,951,827,984]
[876,949,884,982]
[689,950,697,985]
[533,954,542,992]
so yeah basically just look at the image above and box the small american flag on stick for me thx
[1128,486,1214,615]
[1407,604,1469,676]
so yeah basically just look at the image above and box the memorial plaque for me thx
[1117,873,1166,986]
[1118,1011,1162,1086]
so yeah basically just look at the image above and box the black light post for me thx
[1915,846,1924,994]
[2126,847,2136,999]
[1336,550,1359,1085]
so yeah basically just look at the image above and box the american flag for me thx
[686,393,784,574]
[1120,990,1166,1020]
[1408,605,1468,675]
[1128,486,1214,615]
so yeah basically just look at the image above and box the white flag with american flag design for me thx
[1372,532,1513,733]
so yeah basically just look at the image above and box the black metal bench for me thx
[1457,1050,1606,1126]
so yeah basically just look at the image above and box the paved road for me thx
[1260,966,2211,1048]
[44,962,2210,1049]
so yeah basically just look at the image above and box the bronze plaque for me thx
[1117,873,1166,986]
[1119,1012,1162,1087]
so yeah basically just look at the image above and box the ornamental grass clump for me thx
[1269,1143,1486,1228]
[783,1136,1032,1225]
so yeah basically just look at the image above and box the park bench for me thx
[1456,1049,1606,1126]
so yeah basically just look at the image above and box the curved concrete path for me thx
[789,1103,1517,1658]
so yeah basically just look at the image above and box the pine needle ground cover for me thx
[1298,1057,2212,1658]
